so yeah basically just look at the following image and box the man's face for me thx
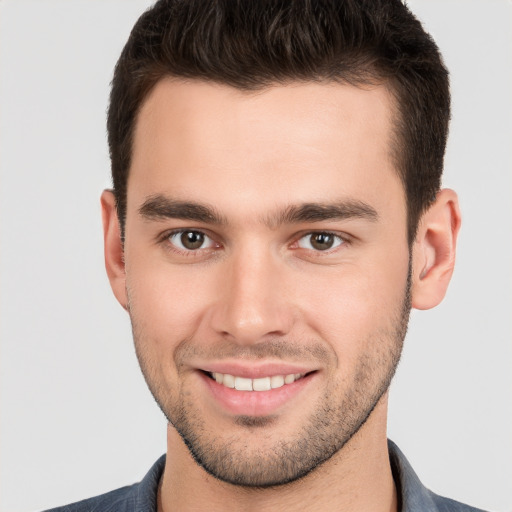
[123,80,411,486]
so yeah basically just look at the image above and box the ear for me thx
[411,189,461,310]
[101,190,128,310]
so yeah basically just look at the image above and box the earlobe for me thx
[100,190,128,310]
[411,189,461,310]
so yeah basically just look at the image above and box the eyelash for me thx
[159,229,220,257]
[293,231,347,252]
[158,229,350,257]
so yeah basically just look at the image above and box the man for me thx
[45,0,486,510]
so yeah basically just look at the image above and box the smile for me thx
[201,368,317,416]
[209,372,306,391]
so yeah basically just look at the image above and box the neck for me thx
[158,397,397,512]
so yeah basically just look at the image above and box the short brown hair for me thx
[107,0,450,244]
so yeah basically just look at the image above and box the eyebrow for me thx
[266,201,379,227]
[139,195,227,225]
[138,194,378,226]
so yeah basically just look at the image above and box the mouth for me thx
[204,371,309,391]
[199,368,318,417]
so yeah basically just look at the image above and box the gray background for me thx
[0,1,511,511]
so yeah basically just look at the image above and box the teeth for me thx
[284,374,295,384]
[270,375,284,388]
[234,377,252,391]
[223,374,235,388]
[210,372,305,391]
[253,377,271,391]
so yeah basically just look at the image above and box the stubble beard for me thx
[130,273,411,488]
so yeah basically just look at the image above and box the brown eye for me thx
[169,230,213,251]
[310,233,334,250]
[297,232,343,251]
[181,231,204,249]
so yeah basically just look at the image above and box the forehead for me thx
[128,79,403,219]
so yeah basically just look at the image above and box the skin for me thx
[102,79,460,512]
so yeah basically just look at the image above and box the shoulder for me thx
[41,455,166,512]
[43,484,137,512]
[428,492,489,512]
[388,440,489,512]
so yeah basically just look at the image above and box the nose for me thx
[209,246,294,345]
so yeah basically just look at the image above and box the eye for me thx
[297,232,344,251]
[168,230,216,251]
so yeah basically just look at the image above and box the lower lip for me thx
[200,372,316,417]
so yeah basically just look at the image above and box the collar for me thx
[135,440,477,512]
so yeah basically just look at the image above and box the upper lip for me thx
[196,361,318,379]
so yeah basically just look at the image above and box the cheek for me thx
[297,255,410,356]
[125,257,215,353]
